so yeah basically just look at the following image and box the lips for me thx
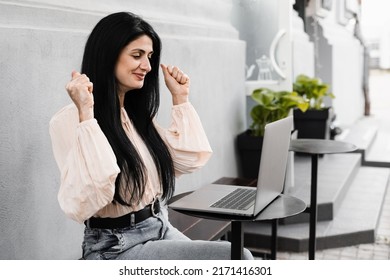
[133,73,146,80]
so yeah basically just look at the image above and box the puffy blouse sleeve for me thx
[49,104,120,223]
[155,102,213,176]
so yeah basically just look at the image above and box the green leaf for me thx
[292,74,334,109]
[249,86,309,136]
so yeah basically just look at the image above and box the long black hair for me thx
[81,12,175,206]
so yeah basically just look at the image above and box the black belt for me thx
[85,200,161,229]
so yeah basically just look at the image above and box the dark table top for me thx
[289,139,358,154]
[171,192,306,222]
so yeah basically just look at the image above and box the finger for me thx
[167,65,174,75]
[78,76,92,91]
[87,81,93,94]
[161,64,174,83]
[179,74,189,85]
[66,74,92,92]
[171,67,180,79]
[161,64,187,84]
[73,75,90,89]
[176,71,183,82]
[71,70,81,79]
[80,74,90,83]
[160,63,169,77]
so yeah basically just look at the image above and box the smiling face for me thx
[115,35,154,98]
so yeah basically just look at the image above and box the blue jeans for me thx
[82,205,253,260]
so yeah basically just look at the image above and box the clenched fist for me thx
[65,71,94,122]
[160,64,189,105]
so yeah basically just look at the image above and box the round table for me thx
[289,139,358,260]
[170,192,306,260]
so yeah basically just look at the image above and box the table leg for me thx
[309,154,319,260]
[270,219,278,260]
[231,221,243,260]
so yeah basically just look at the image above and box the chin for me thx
[126,83,144,91]
[134,81,145,88]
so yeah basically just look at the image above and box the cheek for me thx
[115,66,125,81]
[115,61,132,81]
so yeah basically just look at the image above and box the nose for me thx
[140,57,152,72]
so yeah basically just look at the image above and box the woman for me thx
[49,12,253,260]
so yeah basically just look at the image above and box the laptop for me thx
[169,116,293,217]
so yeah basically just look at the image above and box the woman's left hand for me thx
[161,64,190,105]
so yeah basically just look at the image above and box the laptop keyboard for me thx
[210,188,256,210]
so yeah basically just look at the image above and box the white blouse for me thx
[49,102,212,224]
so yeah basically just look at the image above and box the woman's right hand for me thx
[65,70,94,122]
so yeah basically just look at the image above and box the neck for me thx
[118,91,125,108]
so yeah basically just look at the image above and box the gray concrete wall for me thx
[0,0,246,259]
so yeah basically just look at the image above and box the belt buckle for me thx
[130,213,136,228]
[151,199,158,217]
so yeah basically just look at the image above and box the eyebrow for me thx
[130,48,154,54]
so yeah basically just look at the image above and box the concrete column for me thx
[305,1,364,126]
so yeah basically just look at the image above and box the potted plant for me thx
[292,74,335,139]
[237,88,309,179]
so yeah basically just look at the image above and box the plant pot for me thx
[293,108,332,139]
[236,130,263,179]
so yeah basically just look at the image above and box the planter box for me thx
[293,108,332,139]
[236,130,263,179]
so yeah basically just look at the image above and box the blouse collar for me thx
[121,107,129,124]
